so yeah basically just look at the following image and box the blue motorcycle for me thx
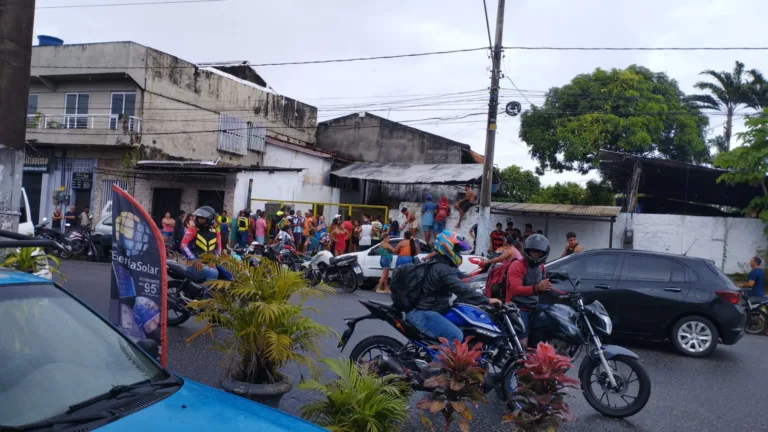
[340,270,651,418]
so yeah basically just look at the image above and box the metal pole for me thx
[476,0,506,257]
[0,0,36,233]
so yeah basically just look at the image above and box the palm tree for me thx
[746,68,768,110]
[689,61,752,152]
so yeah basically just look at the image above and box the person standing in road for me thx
[468,222,478,254]
[359,219,372,251]
[351,220,361,252]
[375,232,395,294]
[421,195,437,244]
[341,216,354,253]
[254,210,267,244]
[303,211,315,244]
[64,205,78,231]
[236,210,250,248]
[161,212,176,245]
[433,196,450,235]
[51,207,63,231]
[505,221,515,237]
[393,231,419,267]
[523,223,535,240]
[216,210,230,250]
[741,256,765,298]
[371,217,383,247]
[561,231,584,257]
[401,207,417,236]
[79,207,91,228]
[270,210,283,242]
[332,220,349,256]
[455,185,475,228]
[489,222,506,254]
[174,210,186,251]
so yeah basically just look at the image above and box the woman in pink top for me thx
[161,212,175,242]
[254,212,267,244]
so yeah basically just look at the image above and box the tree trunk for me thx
[724,106,734,152]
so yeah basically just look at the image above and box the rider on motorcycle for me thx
[504,234,552,346]
[180,206,222,282]
[406,231,502,343]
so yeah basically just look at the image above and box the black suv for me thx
[543,249,746,357]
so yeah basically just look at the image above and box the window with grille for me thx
[247,121,266,152]
[217,113,247,155]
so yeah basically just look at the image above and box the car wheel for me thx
[671,316,718,357]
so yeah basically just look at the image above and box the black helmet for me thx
[193,206,216,230]
[523,234,550,266]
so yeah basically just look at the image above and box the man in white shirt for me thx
[359,221,373,251]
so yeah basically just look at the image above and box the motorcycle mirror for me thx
[547,269,570,281]
[65,223,71,227]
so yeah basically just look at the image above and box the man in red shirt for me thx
[504,234,552,346]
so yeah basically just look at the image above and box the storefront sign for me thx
[23,153,50,172]
[72,172,93,190]
[108,185,168,366]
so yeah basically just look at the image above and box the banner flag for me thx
[108,185,168,366]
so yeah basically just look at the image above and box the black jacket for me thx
[414,254,490,312]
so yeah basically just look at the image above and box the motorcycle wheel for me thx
[335,267,358,293]
[500,364,523,411]
[579,354,651,418]
[349,335,403,371]
[167,280,192,327]
[745,311,767,335]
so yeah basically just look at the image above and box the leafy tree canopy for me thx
[520,65,710,175]
[496,165,541,203]
[528,180,614,206]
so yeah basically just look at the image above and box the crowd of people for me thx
[49,205,91,232]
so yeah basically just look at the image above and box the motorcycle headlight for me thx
[597,313,612,335]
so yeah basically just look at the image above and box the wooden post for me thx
[627,160,642,213]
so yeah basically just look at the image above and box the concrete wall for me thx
[130,173,237,223]
[316,113,465,164]
[396,201,768,273]
[234,171,341,221]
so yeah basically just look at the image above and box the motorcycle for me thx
[34,217,73,259]
[165,260,233,326]
[743,289,768,335]
[529,270,652,418]
[64,216,98,261]
[301,250,363,293]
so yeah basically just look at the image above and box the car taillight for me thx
[715,291,741,305]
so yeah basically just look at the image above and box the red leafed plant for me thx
[416,337,487,432]
[503,342,580,431]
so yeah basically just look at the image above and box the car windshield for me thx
[545,253,578,268]
[0,284,163,427]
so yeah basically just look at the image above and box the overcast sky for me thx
[33,0,768,185]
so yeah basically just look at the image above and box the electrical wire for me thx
[481,0,494,51]
[504,46,768,51]
[37,0,226,9]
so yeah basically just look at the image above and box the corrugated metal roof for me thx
[331,163,483,184]
[136,160,301,172]
[490,202,622,218]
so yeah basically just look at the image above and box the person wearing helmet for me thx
[503,233,552,346]
[406,231,502,343]
[180,206,222,281]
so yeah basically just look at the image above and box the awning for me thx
[330,163,484,185]
[490,202,621,218]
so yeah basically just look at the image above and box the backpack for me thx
[484,258,517,301]
[390,261,437,312]
[436,204,449,222]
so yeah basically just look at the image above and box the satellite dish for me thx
[505,101,522,117]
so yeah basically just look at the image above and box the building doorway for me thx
[151,188,182,228]
[197,190,225,214]
[22,173,43,225]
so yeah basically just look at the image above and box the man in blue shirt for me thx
[741,256,765,297]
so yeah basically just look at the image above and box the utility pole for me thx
[0,0,36,232]
[476,0,505,257]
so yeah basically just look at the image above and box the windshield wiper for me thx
[1,411,112,431]
[66,374,180,413]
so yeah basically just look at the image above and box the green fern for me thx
[186,256,335,384]
[300,358,411,432]
[1,247,65,281]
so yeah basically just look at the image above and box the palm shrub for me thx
[1,247,65,280]
[299,358,411,431]
[186,256,334,384]
[503,342,579,431]
[416,337,487,432]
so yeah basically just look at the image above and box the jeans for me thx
[187,265,218,282]
[406,309,463,343]
[255,235,265,244]
[237,231,248,248]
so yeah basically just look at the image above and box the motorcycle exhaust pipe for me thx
[376,355,405,376]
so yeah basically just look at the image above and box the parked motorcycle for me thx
[302,250,363,293]
[34,218,73,259]
[165,260,233,326]
[743,290,768,335]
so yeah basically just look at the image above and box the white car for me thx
[341,238,482,286]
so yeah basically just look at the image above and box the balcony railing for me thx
[26,114,142,133]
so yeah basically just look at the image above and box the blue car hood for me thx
[100,379,322,432]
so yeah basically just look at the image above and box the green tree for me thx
[713,110,768,223]
[689,61,753,152]
[520,65,710,175]
[497,165,541,203]
[528,180,614,206]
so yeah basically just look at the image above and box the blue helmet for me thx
[434,230,470,267]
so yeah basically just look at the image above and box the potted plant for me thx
[1,247,65,280]
[186,256,334,408]
[416,337,487,432]
[299,358,411,431]
[503,342,579,431]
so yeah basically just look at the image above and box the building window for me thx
[27,94,39,128]
[65,93,89,129]
[247,121,266,152]
[110,92,137,130]
[217,113,247,155]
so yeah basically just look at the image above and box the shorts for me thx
[433,221,446,233]
[422,225,433,232]
[460,200,473,212]
[162,231,173,238]
[294,232,303,244]
[352,237,360,245]
[380,255,393,268]
[396,255,414,267]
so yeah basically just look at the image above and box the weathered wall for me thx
[396,201,768,272]
[131,173,237,221]
[315,113,465,164]
[234,171,340,220]
[366,182,473,209]
[262,142,332,186]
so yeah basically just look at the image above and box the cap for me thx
[426,194,433,200]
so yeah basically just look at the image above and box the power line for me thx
[37,0,226,9]
[504,46,768,51]
[481,0,493,50]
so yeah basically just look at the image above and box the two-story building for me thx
[25,39,342,226]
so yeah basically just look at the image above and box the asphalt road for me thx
[57,261,768,432]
